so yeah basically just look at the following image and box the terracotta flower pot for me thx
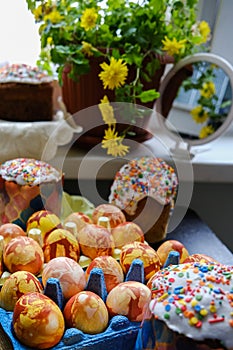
[61,54,174,149]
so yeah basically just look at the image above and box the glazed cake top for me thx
[0,158,61,185]
[0,64,53,84]
[108,156,178,216]
[149,262,233,349]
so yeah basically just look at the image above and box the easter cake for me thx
[0,63,53,122]
[109,156,178,243]
[0,158,63,229]
[146,261,233,350]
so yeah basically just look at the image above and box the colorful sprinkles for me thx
[109,157,178,215]
[0,64,53,84]
[0,158,61,186]
[149,262,233,348]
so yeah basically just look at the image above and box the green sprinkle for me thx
[164,313,170,320]
[175,308,182,314]
[196,295,202,301]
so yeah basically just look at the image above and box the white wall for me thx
[211,0,233,65]
[186,1,233,252]
[0,0,40,66]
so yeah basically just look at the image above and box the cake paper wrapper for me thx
[0,177,63,230]
[134,319,226,350]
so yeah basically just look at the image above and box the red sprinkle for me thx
[208,317,225,323]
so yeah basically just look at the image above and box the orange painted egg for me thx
[26,209,62,243]
[3,236,44,274]
[183,253,219,264]
[64,212,93,238]
[0,259,3,277]
[0,270,43,311]
[85,255,124,293]
[77,223,115,260]
[42,257,86,299]
[111,222,144,249]
[13,292,65,349]
[43,228,80,263]
[106,281,151,322]
[157,240,189,266]
[120,241,161,280]
[64,291,109,334]
[92,204,126,228]
[0,223,26,244]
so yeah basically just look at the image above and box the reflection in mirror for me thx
[166,61,232,140]
[156,53,233,149]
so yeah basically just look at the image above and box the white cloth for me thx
[0,113,82,162]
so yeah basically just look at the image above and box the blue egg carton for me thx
[0,259,146,350]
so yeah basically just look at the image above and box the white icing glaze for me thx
[149,262,233,349]
[109,156,178,216]
[0,64,53,84]
[0,158,61,185]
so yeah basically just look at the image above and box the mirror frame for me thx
[155,52,233,147]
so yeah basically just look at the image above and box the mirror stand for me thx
[170,140,195,159]
[155,52,233,159]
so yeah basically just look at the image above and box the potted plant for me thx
[26,0,211,156]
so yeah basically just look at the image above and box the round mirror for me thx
[155,53,233,149]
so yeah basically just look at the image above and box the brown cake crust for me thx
[123,196,173,243]
[0,82,53,122]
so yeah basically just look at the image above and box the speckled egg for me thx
[64,291,109,334]
[111,222,144,249]
[3,236,44,274]
[120,241,161,280]
[13,292,65,349]
[85,255,124,293]
[0,270,43,311]
[26,209,62,243]
[0,223,26,244]
[77,223,115,260]
[106,281,151,322]
[0,259,3,277]
[64,212,93,238]
[42,257,86,299]
[156,240,189,266]
[183,253,219,264]
[92,204,126,228]
[43,228,80,263]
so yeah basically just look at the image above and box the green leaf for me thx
[149,0,164,13]
[137,89,160,103]
[173,1,184,10]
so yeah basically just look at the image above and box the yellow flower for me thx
[47,37,53,45]
[81,41,95,57]
[191,105,209,123]
[198,21,211,43]
[162,37,186,56]
[101,126,129,157]
[200,81,216,99]
[102,126,120,142]
[110,142,129,157]
[33,5,43,21]
[44,10,64,24]
[80,8,98,31]
[98,96,116,125]
[99,57,128,90]
[199,125,215,139]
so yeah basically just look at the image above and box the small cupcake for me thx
[108,156,178,243]
[0,158,63,229]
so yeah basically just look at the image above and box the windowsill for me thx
[52,123,233,183]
